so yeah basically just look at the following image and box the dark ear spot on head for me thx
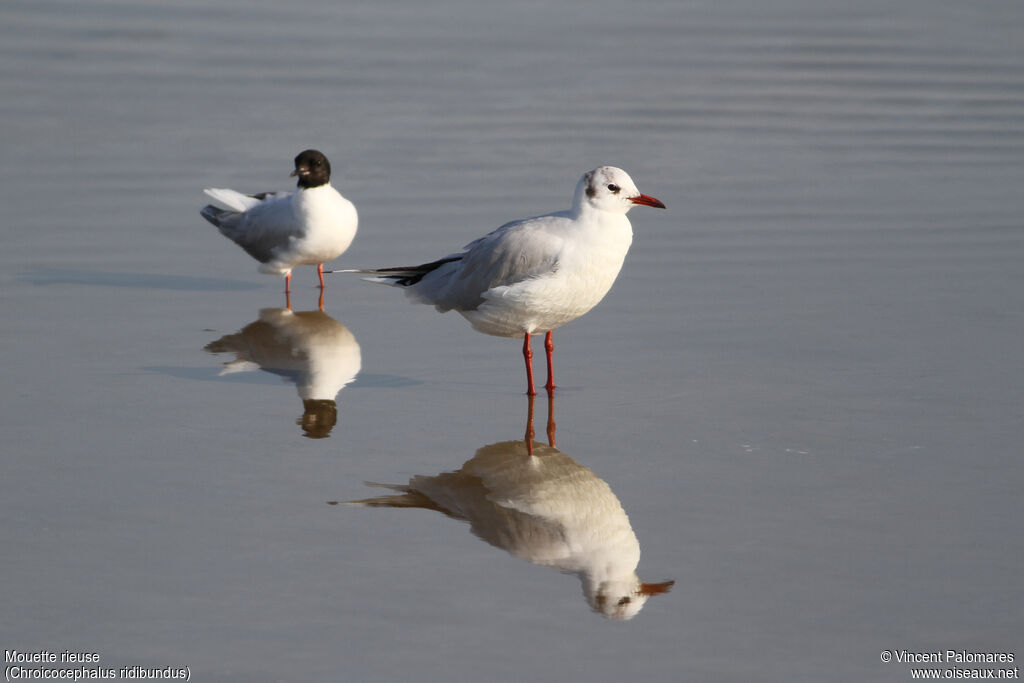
[583,170,596,198]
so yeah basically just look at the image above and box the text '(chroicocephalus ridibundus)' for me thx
[346,166,665,395]
[200,149,358,295]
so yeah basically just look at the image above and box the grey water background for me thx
[2,0,1023,680]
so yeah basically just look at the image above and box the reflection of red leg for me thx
[317,286,325,311]
[317,263,325,289]
[522,333,536,396]
[543,330,555,394]
[545,393,556,448]
[285,287,292,311]
[524,393,536,456]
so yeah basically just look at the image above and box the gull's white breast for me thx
[263,185,358,273]
[463,212,633,337]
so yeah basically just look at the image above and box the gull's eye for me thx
[607,183,620,193]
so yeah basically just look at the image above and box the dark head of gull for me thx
[291,149,332,189]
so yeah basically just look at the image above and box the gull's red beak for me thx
[629,194,666,209]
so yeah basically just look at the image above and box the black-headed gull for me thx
[200,149,358,293]
[349,166,665,395]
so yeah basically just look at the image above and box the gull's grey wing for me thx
[203,193,301,264]
[423,211,572,311]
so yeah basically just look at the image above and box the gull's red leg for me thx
[543,330,556,394]
[317,263,325,289]
[284,272,292,294]
[523,332,537,397]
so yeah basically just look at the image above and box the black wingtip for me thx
[199,205,225,227]
[375,256,463,286]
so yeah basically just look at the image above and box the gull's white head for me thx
[573,166,667,215]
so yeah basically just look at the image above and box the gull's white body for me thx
[404,208,633,337]
[358,166,664,394]
[203,185,358,277]
[365,167,663,338]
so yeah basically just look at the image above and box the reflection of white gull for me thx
[205,308,361,438]
[346,400,672,619]
[343,166,664,396]
[200,149,358,293]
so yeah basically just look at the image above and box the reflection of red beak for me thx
[638,580,675,596]
[629,194,666,209]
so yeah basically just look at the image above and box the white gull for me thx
[200,149,358,293]
[345,166,664,395]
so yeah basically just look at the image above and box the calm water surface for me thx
[2,0,1022,681]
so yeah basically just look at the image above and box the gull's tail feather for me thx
[203,187,264,212]
[327,256,462,286]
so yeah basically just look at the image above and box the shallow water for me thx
[2,0,1023,681]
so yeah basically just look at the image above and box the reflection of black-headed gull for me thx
[348,166,664,395]
[200,150,358,293]
[204,308,361,438]
[343,397,673,619]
